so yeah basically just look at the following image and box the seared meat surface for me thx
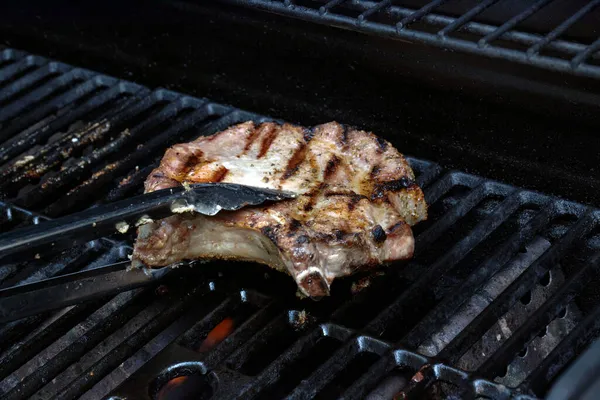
[133,121,427,297]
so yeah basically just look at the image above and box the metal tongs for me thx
[0,183,295,323]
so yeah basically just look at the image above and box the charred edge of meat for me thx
[261,226,280,244]
[376,136,388,152]
[388,221,407,234]
[371,225,387,244]
[371,177,416,200]
[282,143,308,179]
[288,219,302,237]
[296,235,309,244]
[298,269,330,298]
[258,124,279,158]
[324,155,339,179]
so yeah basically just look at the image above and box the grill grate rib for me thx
[217,0,600,79]
[0,48,599,399]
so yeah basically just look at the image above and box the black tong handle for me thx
[0,183,293,263]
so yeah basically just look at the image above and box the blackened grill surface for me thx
[0,48,599,399]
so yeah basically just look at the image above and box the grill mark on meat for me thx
[303,183,327,212]
[324,155,340,179]
[370,165,381,179]
[348,195,362,211]
[242,124,262,154]
[288,219,301,236]
[339,124,349,146]
[258,125,279,158]
[376,137,388,152]
[212,166,229,182]
[282,143,308,180]
[371,177,416,200]
[371,225,387,244]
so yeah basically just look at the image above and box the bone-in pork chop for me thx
[132,121,427,298]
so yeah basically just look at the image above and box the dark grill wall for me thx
[2,1,600,205]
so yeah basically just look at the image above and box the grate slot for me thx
[365,187,521,339]
[572,36,600,68]
[315,347,381,399]
[227,314,307,376]
[520,301,600,397]
[254,334,343,399]
[0,301,105,383]
[438,211,596,363]
[198,300,282,370]
[0,288,153,400]
[35,289,226,400]
[400,199,553,349]
[475,251,600,381]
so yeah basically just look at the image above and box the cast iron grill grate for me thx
[1,47,600,399]
[214,0,600,79]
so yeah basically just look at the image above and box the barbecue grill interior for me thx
[1,1,600,399]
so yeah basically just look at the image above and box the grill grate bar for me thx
[437,0,501,37]
[0,62,68,107]
[438,211,597,363]
[396,0,448,30]
[0,67,92,125]
[414,174,485,252]
[401,195,553,349]
[0,75,107,144]
[0,288,151,400]
[366,185,519,337]
[476,251,600,380]
[11,91,179,208]
[42,99,214,215]
[520,301,600,396]
[478,0,554,47]
[527,0,600,56]
[224,0,600,78]
[358,0,392,22]
[572,36,600,68]
[0,81,144,164]
[40,286,210,400]
[0,55,47,87]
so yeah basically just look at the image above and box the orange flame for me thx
[197,317,235,352]
[156,376,188,400]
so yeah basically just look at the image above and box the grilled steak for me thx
[133,121,427,298]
